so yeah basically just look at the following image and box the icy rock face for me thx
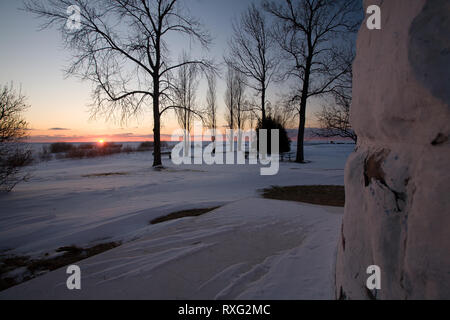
[336,0,450,299]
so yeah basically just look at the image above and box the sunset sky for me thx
[0,0,322,143]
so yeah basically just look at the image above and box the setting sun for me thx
[98,139,105,144]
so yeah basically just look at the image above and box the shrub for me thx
[122,145,135,153]
[137,141,168,152]
[256,116,291,154]
[0,146,33,192]
[4,148,33,168]
[0,84,32,192]
[103,142,122,151]
[78,143,95,150]
[43,142,141,160]
[63,143,124,159]
[137,141,154,152]
[39,146,52,161]
[50,143,73,154]
[65,147,86,159]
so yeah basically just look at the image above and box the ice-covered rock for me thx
[336,0,450,299]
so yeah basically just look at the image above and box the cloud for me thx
[27,135,84,143]
[48,128,71,131]
[111,133,135,138]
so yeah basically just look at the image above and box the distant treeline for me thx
[39,141,168,161]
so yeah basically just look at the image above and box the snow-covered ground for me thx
[0,143,354,299]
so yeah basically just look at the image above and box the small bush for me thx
[43,142,149,160]
[122,145,135,153]
[0,84,32,192]
[103,142,122,151]
[256,117,291,154]
[137,141,154,152]
[77,143,95,150]
[50,143,73,154]
[62,142,124,159]
[39,146,52,161]
[137,141,168,152]
[5,149,33,168]
[0,147,33,192]
[65,148,86,159]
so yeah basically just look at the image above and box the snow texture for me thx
[0,143,352,299]
[1,199,342,300]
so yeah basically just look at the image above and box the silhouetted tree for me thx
[173,53,199,133]
[25,0,214,167]
[315,53,357,142]
[224,63,238,130]
[264,0,361,162]
[204,71,218,138]
[226,3,278,123]
[234,71,247,131]
[0,84,33,192]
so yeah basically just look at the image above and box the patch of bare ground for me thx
[82,172,129,178]
[261,185,345,207]
[0,242,121,292]
[150,207,221,225]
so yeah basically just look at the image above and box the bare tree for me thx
[224,63,248,131]
[173,53,199,134]
[204,71,217,138]
[224,64,237,130]
[264,0,361,163]
[25,0,213,167]
[315,52,357,142]
[0,84,33,192]
[226,3,278,123]
[172,53,199,157]
[267,100,297,129]
[245,99,263,130]
[315,102,356,142]
[234,71,247,131]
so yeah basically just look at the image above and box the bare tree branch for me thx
[24,0,213,166]
[264,0,361,162]
[0,84,33,192]
[225,3,279,122]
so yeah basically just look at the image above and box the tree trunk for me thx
[296,107,306,163]
[153,78,162,167]
[295,56,312,163]
[261,87,266,122]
